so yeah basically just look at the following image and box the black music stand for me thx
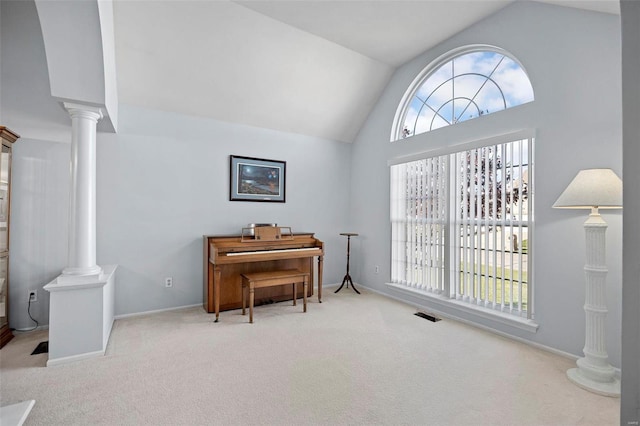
[335,233,360,294]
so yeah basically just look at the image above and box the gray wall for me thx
[8,105,351,326]
[2,0,351,327]
[621,0,640,422]
[349,2,623,366]
[97,105,351,317]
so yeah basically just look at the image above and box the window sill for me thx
[385,282,539,333]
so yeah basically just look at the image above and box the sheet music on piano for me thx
[240,225,293,242]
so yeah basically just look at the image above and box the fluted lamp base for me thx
[567,366,620,397]
[551,169,624,399]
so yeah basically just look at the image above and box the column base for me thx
[567,366,620,397]
[44,265,117,366]
[61,264,103,277]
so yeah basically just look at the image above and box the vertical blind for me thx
[391,155,448,294]
[390,137,533,318]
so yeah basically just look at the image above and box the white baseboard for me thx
[47,349,105,367]
[13,325,49,333]
[368,285,571,358]
[359,283,623,374]
[114,303,202,320]
[115,285,344,320]
[322,282,341,288]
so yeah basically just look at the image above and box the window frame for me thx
[390,45,533,142]
[388,130,538,332]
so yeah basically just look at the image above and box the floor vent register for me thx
[414,311,442,322]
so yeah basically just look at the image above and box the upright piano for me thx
[203,231,324,321]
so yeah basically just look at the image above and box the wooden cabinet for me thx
[0,127,18,349]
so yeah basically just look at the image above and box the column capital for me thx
[63,102,104,122]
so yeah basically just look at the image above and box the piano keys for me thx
[226,247,319,257]
[203,232,324,321]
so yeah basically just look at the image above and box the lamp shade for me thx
[553,168,622,209]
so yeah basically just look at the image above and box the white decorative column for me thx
[566,209,620,396]
[61,102,103,277]
[44,102,117,366]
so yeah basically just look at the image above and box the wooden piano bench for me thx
[241,270,309,323]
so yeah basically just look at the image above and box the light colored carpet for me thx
[1,289,620,425]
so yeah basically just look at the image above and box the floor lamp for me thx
[553,168,622,397]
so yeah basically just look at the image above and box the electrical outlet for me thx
[375,265,379,274]
[165,277,173,288]
[28,289,37,303]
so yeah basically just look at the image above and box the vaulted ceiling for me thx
[5,0,620,143]
[112,0,618,143]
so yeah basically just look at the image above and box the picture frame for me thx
[229,155,286,202]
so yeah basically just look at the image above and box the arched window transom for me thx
[395,48,534,140]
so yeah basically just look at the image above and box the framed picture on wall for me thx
[229,155,286,202]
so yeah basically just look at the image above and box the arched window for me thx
[392,47,534,141]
